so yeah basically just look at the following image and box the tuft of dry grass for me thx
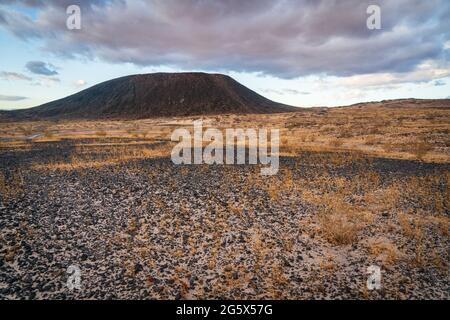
[410,141,433,161]
[318,212,360,245]
[328,138,344,149]
[95,130,107,137]
[368,238,401,266]
[43,128,54,138]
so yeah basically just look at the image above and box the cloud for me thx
[337,61,450,88]
[261,89,284,95]
[74,79,87,87]
[283,89,311,95]
[0,71,32,81]
[0,0,449,80]
[0,94,28,101]
[262,88,310,95]
[0,0,118,8]
[32,76,61,87]
[434,80,446,86]
[25,61,58,76]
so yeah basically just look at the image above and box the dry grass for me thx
[1,102,449,163]
[1,103,449,276]
[95,130,107,137]
[301,180,374,246]
[0,170,24,204]
[410,140,434,160]
[318,212,361,245]
[328,138,344,149]
[43,127,54,138]
[367,238,401,266]
[31,142,175,171]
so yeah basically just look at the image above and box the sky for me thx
[0,0,449,110]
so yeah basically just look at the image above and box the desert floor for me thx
[0,102,449,299]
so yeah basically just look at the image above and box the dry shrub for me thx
[430,249,449,271]
[281,137,298,155]
[319,212,360,245]
[141,144,173,158]
[413,220,424,266]
[300,171,376,246]
[18,126,33,136]
[367,125,382,135]
[329,138,344,148]
[396,174,447,214]
[411,141,433,160]
[398,212,414,237]
[96,130,107,137]
[427,216,450,237]
[282,169,294,191]
[43,128,54,138]
[379,184,401,211]
[368,238,400,266]
[364,136,379,146]
[264,169,295,202]
[314,195,372,245]
[267,183,280,202]
[382,142,397,153]
[320,125,336,134]
[337,128,353,138]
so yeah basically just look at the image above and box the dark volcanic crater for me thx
[6,73,296,120]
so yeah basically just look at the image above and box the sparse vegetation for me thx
[411,140,433,160]
[0,101,449,299]
[95,130,107,137]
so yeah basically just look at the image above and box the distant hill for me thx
[338,98,450,110]
[5,72,297,120]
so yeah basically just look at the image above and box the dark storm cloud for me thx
[25,61,58,75]
[0,0,119,9]
[0,0,449,78]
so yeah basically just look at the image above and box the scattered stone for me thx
[0,141,448,299]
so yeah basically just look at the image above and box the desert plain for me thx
[0,99,449,299]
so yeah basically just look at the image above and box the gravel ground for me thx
[0,140,449,299]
